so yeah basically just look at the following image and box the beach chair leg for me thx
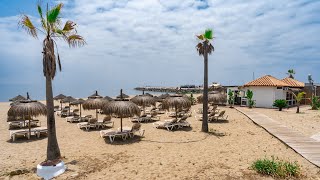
[12,134,16,142]
[140,130,145,137]
[109,135,115,143]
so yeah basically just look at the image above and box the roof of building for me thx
[244,75,291,87]
[281,77,305,88]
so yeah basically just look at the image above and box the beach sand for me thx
[254,105,320,138]
[1,101,320,179]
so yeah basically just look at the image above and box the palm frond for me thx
[19,15,38,38]
[67,34,86,47]
[196,43,204,56]
[204,29,213,40]
[57,53,62,71]
[47,3,63,24]
[197,34,204,40]
[63,21,76,33]
[38,6,47,31]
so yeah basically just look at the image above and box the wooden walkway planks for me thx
[236,107,320,167]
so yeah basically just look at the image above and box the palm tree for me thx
[19,3,85,161]
[294,92,306,113]
[196,29,214,132]
[287,69,295,79]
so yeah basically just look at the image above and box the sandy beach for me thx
[1,100,320,179]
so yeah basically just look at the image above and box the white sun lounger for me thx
[100,129,129,143]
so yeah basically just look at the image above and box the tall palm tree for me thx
[19,3,85,161]
[287,69,295,79]
[196,29,214,132]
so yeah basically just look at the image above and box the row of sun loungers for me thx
[195,110,228,122]
[153,115,190,131]
[8,120,41,129]
[10,127,48,141]
[77,117,114,131]
[100,123,145,143]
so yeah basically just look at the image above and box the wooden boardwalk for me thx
[236,107,320,167]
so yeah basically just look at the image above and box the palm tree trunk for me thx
[202,43,209,132]
[296,104,300,113]
[46,75,61,160]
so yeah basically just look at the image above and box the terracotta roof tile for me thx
[281,77,304,88]
[244,75,289,87]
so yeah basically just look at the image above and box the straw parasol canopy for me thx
[131,95,156,114]
[53,94,67,110]
[83,91,108,119]
[197,91,227,104]
[7,93,47,137]
[116,93,129,99]
[103,96,114,101]
[9,95,27,102]
[70,98,85,117]
[162,95,191,119]
[158,93,170,99]
[103,90,140,132]
[61,96,77,114]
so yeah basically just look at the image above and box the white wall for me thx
[244,86,277,108]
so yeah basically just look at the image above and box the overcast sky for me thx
[0,0,319,101]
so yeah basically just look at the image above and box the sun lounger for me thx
[175,115,191,128]
[100,129,129,143]
[10,129,30,141]
[8,121,24,129]
[210,110,228,122]
[118,123,145,138]
[153,119,178,131]
[32,127,48,138]
[77,118,98,131]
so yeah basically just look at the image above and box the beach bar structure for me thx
[227,75,305,108]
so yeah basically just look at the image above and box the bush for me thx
[246,89,255,108]
[252,157,301,178]
[228,90,234,107]
[273,99,287,111]
[311,96,320,110]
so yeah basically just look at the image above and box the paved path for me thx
[236,107,320,167]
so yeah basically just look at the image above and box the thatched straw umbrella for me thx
[104,96,114,101]
[61,96,77,114]
[131,95,156,115]
[197,91,227,105]
[158,93,170,100]
[162,95,191,120]
[116,93,129,99]
[83,91,108,119]
[7,93,46,138]
[70,98,85,117]
[103,90,140,132]
[9,95,27,102]
[53,94,66,110]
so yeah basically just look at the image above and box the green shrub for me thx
[246,89,255,108]
[311,96,320,110]
[252,157,301,178]
[228,90,234,107]
[273,99,287,111]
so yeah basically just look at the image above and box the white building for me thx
[227,75,305,108]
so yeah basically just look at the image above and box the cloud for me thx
[0,0,319,101]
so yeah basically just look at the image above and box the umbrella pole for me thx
[80,104,82,117]
[96,109,98,120]
[120,116,123,132]
[175,105,178,120]
[60,101,62,111]
[143,104,145,115]
[28,119,31,139]
[69,102,71,115]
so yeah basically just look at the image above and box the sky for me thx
[0,0,319,101]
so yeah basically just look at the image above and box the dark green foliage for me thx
[228,90,234,107]
[273,99,287,111]
[311,96,320,110]
[252,157,301,178]
[246,89,255,108]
